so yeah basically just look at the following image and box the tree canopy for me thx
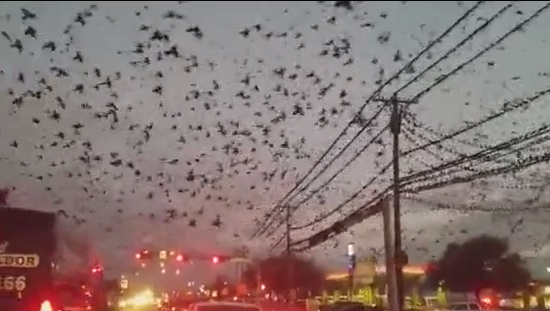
[242,254,326,295]
[426,234,531,292]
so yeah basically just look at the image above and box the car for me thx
[190,301,262,311]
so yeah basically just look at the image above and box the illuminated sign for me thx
[0,241,40,268]
[0,241,39,293]
[0,254,40,268]
[0,276,26,291]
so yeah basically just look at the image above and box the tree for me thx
[242,254,326,295]
[426,234,531,293]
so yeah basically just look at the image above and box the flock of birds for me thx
[0,1,549,269]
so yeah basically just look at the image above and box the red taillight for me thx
[40,300,53,311]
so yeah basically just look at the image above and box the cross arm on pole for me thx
[372,96,418,105]
[373,96,418,135]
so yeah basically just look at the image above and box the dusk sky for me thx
[1,1,550,282]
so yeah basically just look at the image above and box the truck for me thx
[0,207,60,311]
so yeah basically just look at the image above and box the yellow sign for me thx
[0,254,40,268]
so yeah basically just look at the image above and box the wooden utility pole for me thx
[375,95,417,311]
[382,198,398,311]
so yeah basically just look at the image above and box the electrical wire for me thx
[250,1,487,238]
[269,124,389,233]
[409,2,550,102]
[403,124,550,186]
[402,120,516,166]
[273,3,530,235]
[393,2,513,97]
[403,126,550,190]
[286,79,550,251]
[257,1,497,237]
[405,134,546,189]
[404,195,548,214]
[268,3,507,233]
[291,132,550,251]
[260,114,389,237]
[402,87,550,158]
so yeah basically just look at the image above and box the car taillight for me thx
[40,300,53,311]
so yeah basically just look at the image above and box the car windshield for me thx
[197,304,260,311]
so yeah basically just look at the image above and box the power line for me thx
[402,125,550,191]
[411,2,550,101]
[291,141,550,252]
[261,111,389,237]
[250,1,487,238]
[253,0,486,237]
[402,88,550,159]
[268,2,522,236]
[289,124,389,230]
[257,1,494,238]
[402,121,516,166]
[287,84,550,251]
[292,90,550,250]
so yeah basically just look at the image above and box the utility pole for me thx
[285,204,294,302]
[382,198,398,311]
[375,95,417,311]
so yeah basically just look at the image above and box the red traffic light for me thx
[135,253,141,259]
[91,266,102,273]
[212,256,219,264]
[176,254,183,261]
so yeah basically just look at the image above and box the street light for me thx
[347,243,355,257]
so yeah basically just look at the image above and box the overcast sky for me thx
[1,1,550,282]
